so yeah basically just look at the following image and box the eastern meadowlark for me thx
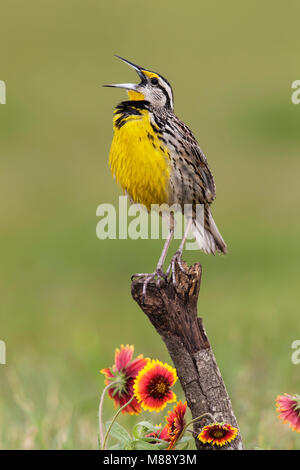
[105,56,227,292]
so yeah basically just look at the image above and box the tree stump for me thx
[131,259,243,450]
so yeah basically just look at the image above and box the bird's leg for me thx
[131,216,175,301]
[155,222,175,280]
[167,217,193,285]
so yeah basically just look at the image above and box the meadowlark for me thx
[105,56,227,293]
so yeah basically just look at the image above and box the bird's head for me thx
[104,56,174,111]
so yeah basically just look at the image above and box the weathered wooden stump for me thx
[131,259,243,450]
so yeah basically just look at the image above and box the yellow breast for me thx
[109,110,171,210]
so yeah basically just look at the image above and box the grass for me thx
[0,0,300,450]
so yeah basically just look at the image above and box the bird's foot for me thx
[167,251,189,286]
[131,268,168,303]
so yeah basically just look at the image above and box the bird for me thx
[104,56,227,294]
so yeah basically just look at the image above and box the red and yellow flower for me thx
[197,423,238,447]
[145,401,187,448]
[276,393,300,433]
[165,400,187,449]
[133,359,178,412]
[101,344,148,415]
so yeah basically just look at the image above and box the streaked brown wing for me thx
[171,115,216,203]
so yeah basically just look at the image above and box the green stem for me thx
[98,381,118,449]
[102,395,135,450]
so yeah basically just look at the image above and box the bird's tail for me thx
[191,206,227,255]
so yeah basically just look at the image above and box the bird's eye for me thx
[151,77,159,85]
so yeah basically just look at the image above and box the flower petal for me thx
[115,344,134,370]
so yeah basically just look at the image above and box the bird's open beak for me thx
[103,55,146,90]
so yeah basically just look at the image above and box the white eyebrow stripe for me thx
[158,78,174,110]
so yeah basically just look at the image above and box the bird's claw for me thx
[168,251,189,286]
[132,252,190,300]
[131,268,167,303]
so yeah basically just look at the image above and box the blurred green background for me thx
[0,0,300,450]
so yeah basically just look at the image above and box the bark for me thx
[131,259,243,450]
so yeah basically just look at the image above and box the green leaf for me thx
[108,443,123,450]
[132,425,145,440]
[106,421,131,444]
[177,436,192,444]
[134,421,158,432]
[132,421,159,439]
[124,440,138,450]
[134,439,169,450]
[176,439,190,450]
